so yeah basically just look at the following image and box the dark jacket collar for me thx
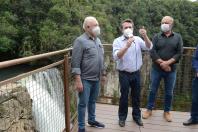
[160,31,175,37]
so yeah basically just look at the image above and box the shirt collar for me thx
[161,31,175,37]
[84,32,95,40]
[121,35,127,41]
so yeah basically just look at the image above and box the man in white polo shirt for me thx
[113,19,152,127]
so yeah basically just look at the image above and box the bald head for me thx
[161,16,174,25]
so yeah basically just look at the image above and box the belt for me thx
[119,70,139,74]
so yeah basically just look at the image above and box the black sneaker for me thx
[88,120,105,128]
[78,128,85,132]
[183,118,198,126]
[134,118,143,126]
[119,120,125,127]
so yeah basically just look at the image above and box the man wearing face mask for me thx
[143,16,183,122]
[113,19,153,127]
[72,16,105,132]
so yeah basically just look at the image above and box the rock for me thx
[0,83,36,132]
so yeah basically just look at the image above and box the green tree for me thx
[0,0,197,60]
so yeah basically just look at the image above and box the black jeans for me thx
[191,77,198,121]
[118,71,141,121]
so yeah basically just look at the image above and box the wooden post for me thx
[63,55,71,132]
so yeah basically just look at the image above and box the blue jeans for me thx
[191,77,198,121]
[147,68,176,112]
[78,79,99,129]
[118,71,141,121]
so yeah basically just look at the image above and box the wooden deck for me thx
[81,103,198,132]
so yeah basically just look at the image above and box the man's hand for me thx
[101,75,107,87]
[160,61,170,69]
[117,37,134,59]
[139,26,152,49]
[139,26,147,38]
[156,59,163,65]
[117,36,135,59]
[75,79,83,92]
[162,66,171,72]
[74,75,83,92]
[160,61,172,72]
[196,72,198,77]
[156,58,175,72]
[156,59,171,72]
[126,37,135,48]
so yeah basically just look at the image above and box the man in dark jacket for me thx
[183,45,198,126]
[143,16,183,122]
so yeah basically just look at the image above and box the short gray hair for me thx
[162,16,174,24]
[83,16,98,29]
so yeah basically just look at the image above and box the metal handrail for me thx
[0,48,72,69]
[0,44,111,69]
[0,45,196,69]
[0,60,64,86]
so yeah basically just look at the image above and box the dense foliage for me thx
[0,0,197,60]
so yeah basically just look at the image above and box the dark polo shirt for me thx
[150,32,183,71]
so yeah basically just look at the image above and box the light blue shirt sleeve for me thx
[112,38,120,61]
[136,36,153,51]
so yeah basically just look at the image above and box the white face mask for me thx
[92,26,100,36]
[123,28,133,38]
[161,24,172,32]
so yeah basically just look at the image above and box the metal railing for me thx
[0,44,196,132]
[0,49,74,132]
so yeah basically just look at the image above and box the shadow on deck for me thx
[73,103,198,132]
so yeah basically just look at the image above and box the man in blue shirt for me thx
[72,16,105,132]
[183,45,198,126]
[113,19,152,127]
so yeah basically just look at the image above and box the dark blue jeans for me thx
[191,77,198,122]
[78,80,99,129]
[147,68,176,112]
[118,71,141,121]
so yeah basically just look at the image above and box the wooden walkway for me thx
[81,103,198,132]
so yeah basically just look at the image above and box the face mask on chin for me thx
[92,26,101,37]
[123,28,133,38]
[161,24,172,32]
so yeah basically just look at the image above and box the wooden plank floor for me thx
[83,103,198,132]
